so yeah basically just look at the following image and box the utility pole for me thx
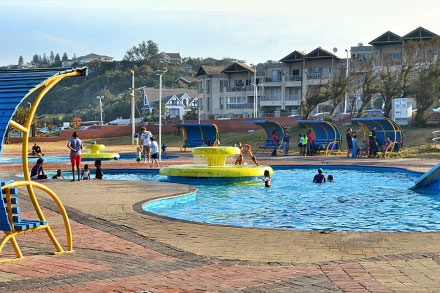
[130,70,135,145]
[251,64,257,118]
[344,49,350,114]
[97,96,104,125]
[157,67,167,162]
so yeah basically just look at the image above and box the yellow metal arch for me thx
[0,71,82,261]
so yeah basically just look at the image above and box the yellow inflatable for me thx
[160,146,273,180]
[82,143,120,160]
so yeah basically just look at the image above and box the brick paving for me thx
[0,154,440,291]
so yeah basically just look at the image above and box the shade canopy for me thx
[178,123,219,146]
[0,68,87,156]
[351,117,403,147]
[243,120,286,141]
[296,120,342,144]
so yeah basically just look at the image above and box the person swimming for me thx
[313,168,326,183]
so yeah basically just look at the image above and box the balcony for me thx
[285,95,300,101]
[286,75,302,81]
[261,95,281,101]
[226,103,254,109]
[226,86,247,92]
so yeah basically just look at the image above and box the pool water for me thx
[141,168,440,232]
[0,155,174,164]
[36,167,440,232]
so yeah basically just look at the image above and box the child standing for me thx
[150,137,160,168]
[243,144,259,166]
[82,164,91,180]
[259,169,271,188]
[94,160,103,180]
[352,135,358,158]
[136,147,142,162]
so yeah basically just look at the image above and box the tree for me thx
[408,38,440,127]
[42,53,48,65]
[49,51,55,64]
[18,55,23,65]
[123,40,162,69]
[54,53,61,63]
[62,52,68,61]
[377,54,414,118]
[31,54,40,66]
[71,117,82,129]
[301,84,329,119]
[355,59,378,117]
[325,69,351,115]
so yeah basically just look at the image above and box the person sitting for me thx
[52,169,64,179]
[313,168,326,183]
[30,158,48,180]
[31,143,44,156]
[381,137,393,158]
[360,140,369,157]
[82,164,91,180]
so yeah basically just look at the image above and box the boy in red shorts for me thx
[67,132,83,181]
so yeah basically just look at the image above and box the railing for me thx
[286,75,302,81]
[307,73,321,79]
[226,103,254,109]
[432,130,440,147]
[285,95,301,101]
[261,96,281,101]
[264,77,282,83]
[226,86,247,92]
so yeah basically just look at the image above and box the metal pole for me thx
[344,49,349,114]
[130,70,135,145]
[253,66,257,118]
[158,67,167,162]
[97,96,104,125]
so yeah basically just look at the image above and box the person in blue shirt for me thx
[352,134,358,158]
[313,168,326,183]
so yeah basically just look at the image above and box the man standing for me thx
[67,132,82,181]
[306,130,313,156]
[140,127,153,163]
[283,131,290,156]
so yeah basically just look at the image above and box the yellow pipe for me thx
[2,179,73,252]
[9,121,29,134]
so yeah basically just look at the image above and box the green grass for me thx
[90,124,440,158]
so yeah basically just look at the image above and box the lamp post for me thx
[97,96,104,125]
[130,70,135,145]
[251,64,257,118]
[156,67,167,162]
[344,49,349,114]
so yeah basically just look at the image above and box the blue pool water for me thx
[34,167,440,232]
[0,155,174,164]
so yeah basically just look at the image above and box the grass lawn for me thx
[2,123,440,158]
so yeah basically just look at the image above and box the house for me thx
[161,93,196,120]
[76,53,113,64]
[162,52,182,63]
[180,64,193,74]
[175,76,197,88]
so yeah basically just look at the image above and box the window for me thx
[271,70,282,82]
[286,88,300,100]
[199,98,203,110]
[219,97,224,110]
[207,97,210,111]
[198,81,203,94]
[270,88,281,101]
[206,80,211,94]
[308,67,322,79]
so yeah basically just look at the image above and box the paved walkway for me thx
[1,155,440,292]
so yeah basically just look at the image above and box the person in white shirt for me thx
[140,127,153,163]
[150,136,160,168]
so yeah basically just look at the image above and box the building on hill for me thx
[195,26,439,120]
[180,64,193,74]
[202,57,219,64]
[76,53,113,64]
[150,93,197,120]
[162,52,182,63]
[175,76,197,88]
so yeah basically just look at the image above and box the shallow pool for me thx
[0,155,174,164]
[146,167,440,232]
[39,167,440,232]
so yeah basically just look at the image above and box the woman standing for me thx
[346,128,353,158]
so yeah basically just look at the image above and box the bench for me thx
[309,140,339,156]
[0,181,48,261]
[258,140,280,150]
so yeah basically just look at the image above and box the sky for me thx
[1,0,440,66]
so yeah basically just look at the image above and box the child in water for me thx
[136,147,142,162]
[327,175,334,182]
[313,168,326,183]
[52,169,64,179]
[94,160,103,180]
[82,164,91,180]
[259,169,271,188]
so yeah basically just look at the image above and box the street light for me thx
[251,64,257,118]
[344,49,350,113]
[97,96,104,125]
[130,70,135,145]
[156,67,167,162]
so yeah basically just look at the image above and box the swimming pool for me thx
[39,166,440,232]
[97,166,438,232]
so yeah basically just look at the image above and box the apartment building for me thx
[196,26,438,119]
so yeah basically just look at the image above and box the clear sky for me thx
[1,0,439,66]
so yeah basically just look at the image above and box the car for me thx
[365,109,384,114]
[37,128,51,134]
[288,114,299,117]
[85,125,102,130]
[312,112,324,117]
[79,126,88,130]
[431,107,440,112]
